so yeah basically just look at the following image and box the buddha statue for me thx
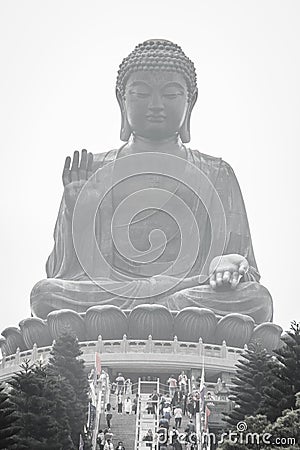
[20,39,279,349]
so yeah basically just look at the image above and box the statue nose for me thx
[149,93,164,111]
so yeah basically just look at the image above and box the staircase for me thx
[109,412,137,449]
[95,378,194,449]
[135,379,160,450]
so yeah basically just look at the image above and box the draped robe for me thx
[31,148,273,323]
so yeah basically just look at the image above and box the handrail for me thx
[155,378,160,450]
[135,378,160,450]
[134,377,141,450]
[0,337,246,370]
[91,372,110,450]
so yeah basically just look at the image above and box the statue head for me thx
[116,39,198,143]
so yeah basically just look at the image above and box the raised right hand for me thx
[62,149,99,217]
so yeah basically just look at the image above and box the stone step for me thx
[104,412,136,449]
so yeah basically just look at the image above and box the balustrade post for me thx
[221,340,228,359]
[173,336,179,354]
[32,343,38,362]
[121,334,128,353]
[146,335,153,353]
[96,335,103,353]
[15,347,20,365]
[198,337,203,356]
[0,352,6,369]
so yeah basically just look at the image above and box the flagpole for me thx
[198,353,205,450]
[92,382,102,450]
[92,352,102,450]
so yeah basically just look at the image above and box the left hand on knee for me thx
[208,254,249,290]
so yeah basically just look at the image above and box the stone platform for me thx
[0,335,247,382]
[0,305,282,358]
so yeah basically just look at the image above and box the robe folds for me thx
[31,148,273,323]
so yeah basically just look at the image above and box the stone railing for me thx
[79,335,246,358]
[0,336,246,380]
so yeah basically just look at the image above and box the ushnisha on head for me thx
[116,39,198,143]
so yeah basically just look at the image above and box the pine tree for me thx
[260,321,300,421]
[264,392,300,449]
[48,333,89,448]
[0,382,18,449]
[225,343,275,426]
[9,361,61,449]
[219,394,300,450]
[258,356,292,422]
[218,414,271,449]
[8,360,75,450]
[37,366,74,449]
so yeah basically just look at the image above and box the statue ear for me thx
[180,89,198,143]
[116,88,132,142]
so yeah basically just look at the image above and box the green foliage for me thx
[218,415,269,449]
[9,360,71,449]
[41,370,75,449]
[260,321,300,422]
[219,405,300,450]
[225,321,300,430]
[0,382,18,449]
[217,321,300,449]
[1,333,90,449]
[48,333,89,448]
[264,394,300,449]
[225,343,274,426]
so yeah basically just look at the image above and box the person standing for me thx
[167,375,178,399]
[142,429,154,449]
[171,427,183,450]
[117,393,123,414]
[132,393,138,414]
[125,378,132,395]
[124,396,132,414]
[185,420,195,434]
[104,439,114,450]
[162,404,172,422]
[115,373,125,395]
[186,395,194,418]
[149,390,159,414]
[174,405,183,429]
[171,389,182,408]
[105,403,113,429]
[116,442,125,450]
[178,371,188,394]
[104,429,113,442]
[97,430,105,450]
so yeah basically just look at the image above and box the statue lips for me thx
[146,114,166,123]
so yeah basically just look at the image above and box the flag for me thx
[87,402,96,430]
[204,405,211,431]
[88,380,97,407]
[95,352,101,375]
[79,433,84,450]
[199,358,205,411]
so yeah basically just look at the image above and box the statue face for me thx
[124,71,189,140]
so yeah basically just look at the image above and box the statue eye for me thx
[136,92,150,98]
[162,91,184,99]
[129,90,150,98]
[163,93,178,99]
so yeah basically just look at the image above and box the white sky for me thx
[0,0,299,335]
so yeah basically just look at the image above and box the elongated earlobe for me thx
[180,89,198,143]
[116,88,132,142]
